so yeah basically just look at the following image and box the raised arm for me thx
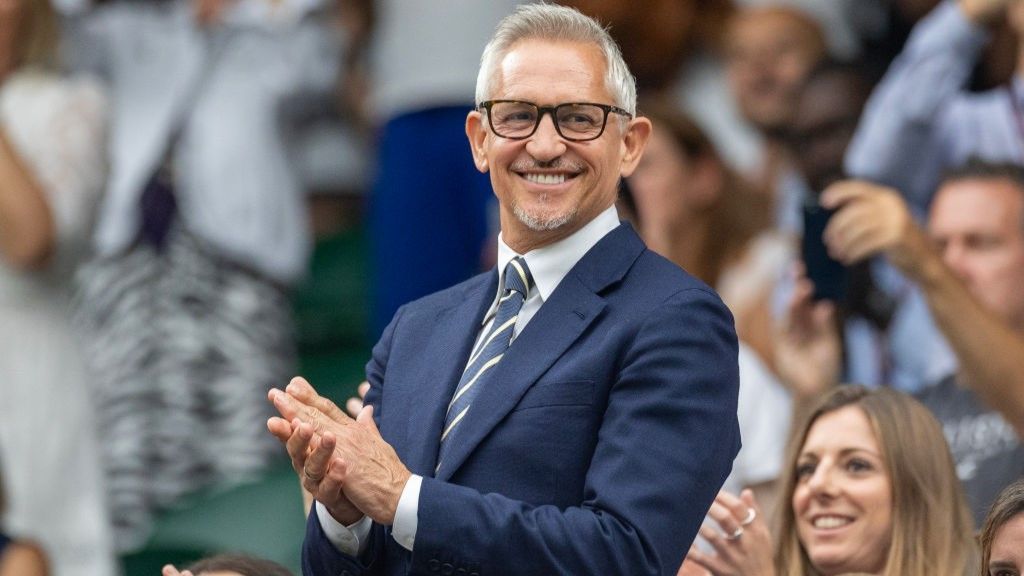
[821,180,1024,437]
[844,0,995,208]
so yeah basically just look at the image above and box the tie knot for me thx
[503,257,533,297]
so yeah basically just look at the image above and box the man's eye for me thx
[502,111,535,122]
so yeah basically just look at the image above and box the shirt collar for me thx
[494,204,620,305]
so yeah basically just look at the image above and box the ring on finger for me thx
[725,526,744,541]
[741,507,757,526]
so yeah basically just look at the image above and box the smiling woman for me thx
[685,385,978,576]
[774,386,976,576]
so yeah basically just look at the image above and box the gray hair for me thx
[475,3,637,115]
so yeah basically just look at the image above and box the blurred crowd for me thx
[0,0,1022,575]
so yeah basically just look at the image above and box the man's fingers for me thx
[285,419,314,474]
[345,396,364,418]
[819,179,876,210]
[269,387,300,421]
[356,404,376,430]
[267,416,293,443]
[272,385,334,435]
[319,457,347,499]
[286,377,352,425]
[358,381,370,399]
[301,432,336,494]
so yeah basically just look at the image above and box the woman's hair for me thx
[979,478,1024,575]
[186,553,294,576]
[774,385,976,576]
[627,98,771,286]
[19,0,59,70]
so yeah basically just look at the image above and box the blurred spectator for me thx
[778,161,1024,524]
[0,1,115,574]
[685,386,976,576]
[734,0,879,61]
[61,0,338,551]
[980,478,1024,576]
[785,59,956,392]
[722,4,826,230]
[846,0,1024,214]
[363,0,524,337]
[624,101,792,515]
[161,553,293,576]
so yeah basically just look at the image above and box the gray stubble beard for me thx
[512,196,578,231]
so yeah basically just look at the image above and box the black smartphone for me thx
[801,201,848,303]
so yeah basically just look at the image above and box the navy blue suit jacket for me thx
[304,224,740,576]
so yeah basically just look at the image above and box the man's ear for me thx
[618,116,653,178]
[466,110,490,173]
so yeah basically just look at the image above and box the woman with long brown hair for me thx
[687,386,976,576]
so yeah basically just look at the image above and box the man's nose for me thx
[941,243,971,282]
[526,113,568,161]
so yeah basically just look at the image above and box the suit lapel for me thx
[434,224,646,480]
[400,274,497,476]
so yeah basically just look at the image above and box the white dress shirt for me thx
[317,205,623,556]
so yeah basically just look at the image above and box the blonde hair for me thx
[774,386,976,576]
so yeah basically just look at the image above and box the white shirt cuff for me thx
[315,502,372,557]
[391,474,422,551]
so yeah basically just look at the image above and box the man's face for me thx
[725,8,824,135]
[466,38,650,251]
[788,72,865,193]
[929,178,1024,330]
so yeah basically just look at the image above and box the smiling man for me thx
[268,5,740,575]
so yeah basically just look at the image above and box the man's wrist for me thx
[391,474,422,552]
[316,501,370,556]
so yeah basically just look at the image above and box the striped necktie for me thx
[437,256,533,472]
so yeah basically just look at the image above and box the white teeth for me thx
[525,173,567,185]
[813,516,852,529]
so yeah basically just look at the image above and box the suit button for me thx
[428,559,440,573]
[442,563,454,575]
[455,569,467,576]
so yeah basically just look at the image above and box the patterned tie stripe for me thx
[437,257,533,471]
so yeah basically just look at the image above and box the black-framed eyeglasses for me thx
[479,100,633,142]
